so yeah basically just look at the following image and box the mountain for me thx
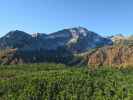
[0,27,112,52]
[108,34,133,46]
[109,34,125,42]
[46,27,112,53]
[0,30,34,49]
[87,45,133,67]
[0,27,113,65]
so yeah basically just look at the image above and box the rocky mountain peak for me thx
[5,30,30,38]
[0,30,33,49]
[69,27,88,37]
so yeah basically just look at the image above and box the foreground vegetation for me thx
[0,63,133,100]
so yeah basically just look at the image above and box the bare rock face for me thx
[87,46,133,66]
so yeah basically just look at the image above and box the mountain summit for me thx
[0,30,34,49]
[45,27,113,52]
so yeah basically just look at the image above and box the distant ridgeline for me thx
[113,38,133,46]
[109,34,133,46]
[0,27,112,65]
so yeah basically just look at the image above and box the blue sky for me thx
[0,0,133,37]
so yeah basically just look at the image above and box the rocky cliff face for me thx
[87,46,133,66]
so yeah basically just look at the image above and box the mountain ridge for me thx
[0,27,113,65]
[0,27,113,53]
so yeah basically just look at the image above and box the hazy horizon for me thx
[0,0,133,37]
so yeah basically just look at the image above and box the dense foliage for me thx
[0,63,133,100]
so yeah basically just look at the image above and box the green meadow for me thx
[0,63,133,100]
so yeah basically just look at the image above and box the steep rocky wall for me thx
[87,46,133,66]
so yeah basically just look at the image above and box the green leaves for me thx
[0,63,133,99]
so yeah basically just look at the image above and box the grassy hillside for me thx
[0,63,133,100]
